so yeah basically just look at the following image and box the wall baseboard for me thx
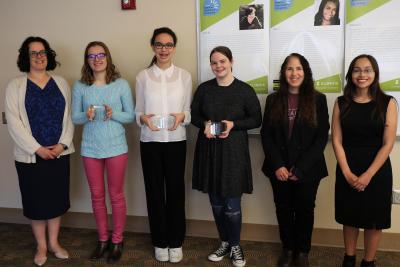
[1,208,399,251]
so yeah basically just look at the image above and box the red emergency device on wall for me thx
[121,0,136,10]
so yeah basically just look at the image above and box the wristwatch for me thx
[60,143,68,150]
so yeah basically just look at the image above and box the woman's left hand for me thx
[169,112,185,131]
[104,104,112,120]
[353,171,373,192]
[288,166,299,181]
[288,173,299,181]
[218,120,234,139]
[46,144,64,157]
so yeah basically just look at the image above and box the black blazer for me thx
[260,92,330,182]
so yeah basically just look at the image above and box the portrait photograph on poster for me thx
[239,4,264,30]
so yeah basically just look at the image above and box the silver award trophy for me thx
[210,121,227,136]
[151,115,175,129]
[92,105,106,121]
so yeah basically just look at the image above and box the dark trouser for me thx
[140,141,186,248]
[269,178,320,253]
[209,194,242,247]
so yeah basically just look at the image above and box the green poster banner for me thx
[315,74,342,93]
[200,0,252,31]
[270,0,313,27]
[346,0,390,24]
[246,76,268,94]
[381,77,400,92]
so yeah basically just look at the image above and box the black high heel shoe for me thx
[89,240,109,260]
[107,241,123,263]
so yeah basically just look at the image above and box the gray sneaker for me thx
[208,241,230,262]
[230,245,246,267]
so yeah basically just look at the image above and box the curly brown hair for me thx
[17,36,59,72]
[80,41,120,85]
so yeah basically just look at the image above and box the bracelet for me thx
[60,143,68,150]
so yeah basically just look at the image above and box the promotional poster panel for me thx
[198,0,269,95]
[270,0,344,94]
[345,0,400,134]
[345,0,400,91]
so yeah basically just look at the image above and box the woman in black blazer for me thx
[260,53,329,267]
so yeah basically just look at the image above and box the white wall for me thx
[0,0,399,233]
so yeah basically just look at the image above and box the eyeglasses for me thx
[153,42,175,50]
[29,50,47,58]
[87,53,106,61]
[352,68,375,75]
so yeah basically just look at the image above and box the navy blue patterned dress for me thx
[15,78,70,220]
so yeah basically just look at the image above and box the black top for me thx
[261,92,330,182]
[191,78,262,197]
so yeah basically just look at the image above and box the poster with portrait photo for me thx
[197,0,269,96]
[270,0,344,96]
[239,4,264,30]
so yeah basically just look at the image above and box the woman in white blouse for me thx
[135,27,192,263]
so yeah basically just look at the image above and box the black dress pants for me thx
[269,177,320,253]
[140,141,186,248]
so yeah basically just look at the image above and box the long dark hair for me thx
[314,0,340,26]
[269,53,318,126]
[148,27,177,68]
[80,41,120,85]
[17,36,59,72]
[341,54,387,122]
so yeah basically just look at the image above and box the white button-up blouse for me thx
[135,64,192,142]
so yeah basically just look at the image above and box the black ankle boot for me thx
[360,259,375,267]
[90,240,109,260]
[342,254,356,267]
[277,249,293,267]
[107,242,123,263]
[293,252,309,267]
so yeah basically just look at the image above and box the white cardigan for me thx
[5,74,75,163]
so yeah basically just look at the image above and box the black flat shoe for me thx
[293,252,309,267]
[277,249,293,267]
[107,242,123,264]
[89,240,109,260]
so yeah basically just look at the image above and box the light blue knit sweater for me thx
[72,78,135,158]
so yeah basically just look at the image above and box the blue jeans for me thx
[209,194,242,246]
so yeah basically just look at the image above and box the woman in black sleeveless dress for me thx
[332,54,397,267]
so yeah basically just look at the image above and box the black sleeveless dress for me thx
[335,96,392,229]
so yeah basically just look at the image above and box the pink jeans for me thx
[83,153,128,243]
